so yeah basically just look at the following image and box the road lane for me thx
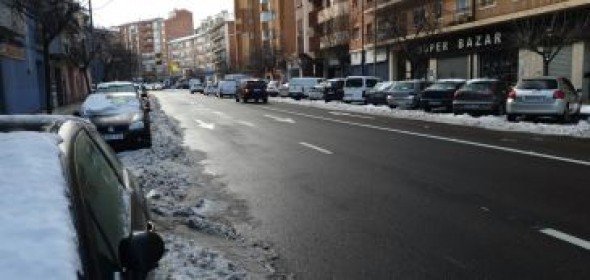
[155,92,590,279]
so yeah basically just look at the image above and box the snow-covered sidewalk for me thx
[118,98,281,279]
[272,98,590,138]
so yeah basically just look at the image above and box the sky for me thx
[89,0,234,28]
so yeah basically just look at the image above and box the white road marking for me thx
[264,114,296,124]
[329,111,374,119]
[261,107,590,167]
[237,121,255,127]
[194,119,215,130]
[540,228,590,250]
[299,142,333,155]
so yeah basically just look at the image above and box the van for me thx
[217,80,238,98]
[343,76,381,103]
[189,79,204,94]
[288,77,325,100]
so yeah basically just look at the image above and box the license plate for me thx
[523,96,544,102]
[102,134,124,140]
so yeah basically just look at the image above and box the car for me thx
[189,79,204,94]
[453,78,510,115]
[80,91,152,149]
[386,80,431,109]
[0,115,164,279]
[204,83,218,96]
[506,76,583,122]
[288,77,325,100]
[217,80,238,98]
[95,81,151,112]
[266,81,280,97]
[365,81,396,105]
[420,79,466,112]
[236,79,268,103]
[319,78,346,102]
[279,82,290,97]
[342,76,381,104]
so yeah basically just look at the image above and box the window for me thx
[516,79,558,90]
[74,131,130,275]
[366,79,379,88]
[413,6,426,28]
[479,0,495,7]
[456,0,470,14]
[346,78,363,88]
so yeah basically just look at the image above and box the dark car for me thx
[365,81,396,105]
[0,115,164,279]
[316,78,345,102]
[453,79,510,115]
[236,79,269,103]
[420,79,466,112]
[386,80,431,109]
[80,92,152,149]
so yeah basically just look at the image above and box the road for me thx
[155,91,590,279]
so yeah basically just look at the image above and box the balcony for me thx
[320,31,349,49]
[318,1,350,24]
[364,0,404,14]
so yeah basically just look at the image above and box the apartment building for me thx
[201,11,237,78]
[294,0,322,77]
[118,18,167,80]
[356,0,590,99]
[234,0,262,73]
[317,0,352,77]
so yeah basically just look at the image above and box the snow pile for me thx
[272,98,590,138]
[0,132,80,280]
[581,104,590,116]
[118,97,280,279]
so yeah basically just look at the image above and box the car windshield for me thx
[462,82,495,92]
[330,80,344,88]
[374,82,393,91]
[393,82,415,90]
[82,93,139,116]
[516,79,558,90]
[345,78,363,88]
[429,82,462,90]
[246,81,266,88]
[96,84,136,93]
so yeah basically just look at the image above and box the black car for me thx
[453,79,510,115]
[80,92,152,149]
[0,115,164,279]
[420,79,466,112]
[236,79,268,103]
[321,78,346,102]
[365,81,396,105]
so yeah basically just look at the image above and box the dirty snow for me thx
[117,97,282,279]
[272,98,590,138]
[0,132,80,280]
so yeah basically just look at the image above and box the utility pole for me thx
[360,0,365,76]
[373,0,377,77]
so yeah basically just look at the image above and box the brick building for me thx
[118,18,167,81]
[164,9,195,41]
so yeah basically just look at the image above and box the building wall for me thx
[234,0,261,71]
[164,9,195,41]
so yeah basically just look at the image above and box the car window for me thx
[366,79,379,88]
[394,81,416,90]
[429,82,463,90]
[96,84,136,93]
[346,78,364,88]
[462,82,494,92]
[516,79,558,90]
[246,81,266,88]
[74,131,131,275]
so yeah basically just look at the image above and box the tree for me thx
[513,8,590,76]
[3,0,83,113]
[64,14,95,95]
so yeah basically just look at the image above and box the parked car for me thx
[386,80,431,109]
[267,81,280,97]
[342,76,381,103]
[189,79,204,94]
[204,83,218,96]
[80,92,152,149]
[365,81,396,105]
[0,115,164,280]
[322,78,346,102]
[95,81,150,111]
[279,82,290,97]
[217,80,238,98]
[236,79,269,103]
[506,76,583,122]
[453,79,510,115]
[420,79,466,112]
[289,77,325,100]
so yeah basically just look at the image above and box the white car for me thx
[267,81,280,97]
[204,83,218,96]
[217,80,238,98]
[189,79,204,94]
[343,76,381,103]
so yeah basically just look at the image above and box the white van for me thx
[288,77,324,100]
[343,76,381,103]
[217,80,238,98]
[189,79,204,94]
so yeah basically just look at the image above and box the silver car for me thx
[506,77,583,122]
[386,80,431,109]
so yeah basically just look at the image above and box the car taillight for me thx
[507,90,517,100]
[553,90,565,99]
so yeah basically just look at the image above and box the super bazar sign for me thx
[416,32,503,55]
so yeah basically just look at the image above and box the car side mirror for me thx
[119,230,165,276]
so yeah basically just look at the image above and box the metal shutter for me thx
[437,56,468,79]
[549,45,572,79]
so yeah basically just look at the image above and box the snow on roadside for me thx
[272,98,590,138]
[118,97,279,279]
[581,104,590,115]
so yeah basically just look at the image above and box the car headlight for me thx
[129,120,144,130]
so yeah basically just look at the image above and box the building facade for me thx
[317,0,351,78]
[234,0,262,74]
[118,18,167,81]
[294,0,321,77]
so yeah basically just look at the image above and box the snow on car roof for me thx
[82,92,140,116]
[0,132,80,279]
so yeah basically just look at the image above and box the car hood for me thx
[88,112,140,125]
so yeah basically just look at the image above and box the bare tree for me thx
[3,0,82,113]
[513,8,590,76]
[64,16,96,95]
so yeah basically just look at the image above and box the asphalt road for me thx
[155,91,590,279]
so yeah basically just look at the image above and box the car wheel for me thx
[453,110,461,116]
[496,104,506,116]
[262,97,268,104]
[243,98,248,103]
[559,104,571,123]
[507,114,517,122]
[235,97,240,102]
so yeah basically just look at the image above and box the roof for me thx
[0,131,80,279]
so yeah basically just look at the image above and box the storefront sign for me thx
[416,32,504,55]
[0,43,26,60]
